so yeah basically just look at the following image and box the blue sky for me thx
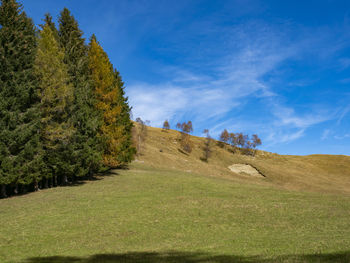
[22,0,350,155]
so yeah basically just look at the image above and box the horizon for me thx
[22,0,350,155]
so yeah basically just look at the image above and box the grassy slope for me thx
[0,126,350,262]
[139,126,350,195]
[1,163,350,263]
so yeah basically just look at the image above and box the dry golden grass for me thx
[136,125,350,195]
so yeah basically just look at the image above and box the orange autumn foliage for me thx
[88,36,125,167]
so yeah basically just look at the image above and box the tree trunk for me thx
[33,179,38,192]
[62,175,68,185]
[53,176,57,187]
[48,177,53,188]
[13,184,18,195]
[0,184,7,198]
[21,185,27,194]
[88,172,93,181]
[44,177,48,189]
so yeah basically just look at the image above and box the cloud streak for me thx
[126,18,343,150]
[128,22,289,123]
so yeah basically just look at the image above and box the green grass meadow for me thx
[1,163,350,262]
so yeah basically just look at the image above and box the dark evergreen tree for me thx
[113,69,135,165]
[58,8,103,178]
[0,0,44,197]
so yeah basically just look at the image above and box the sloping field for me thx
[0,163,350,262]
[1,126,350,262]
[138,126,350,195]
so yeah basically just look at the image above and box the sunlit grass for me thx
[1,163,349,262]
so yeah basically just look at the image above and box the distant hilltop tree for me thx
[201,129,213,162]
[218,129,262,156]
[176,121,193,153]
[229,132,238,149]
[176,121,193,133]
[251,134,262,155]
[134,118,150,155]
[236,133,248,149]
[162,120,170,132]
[218,129,229,147]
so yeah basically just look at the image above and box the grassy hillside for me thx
[1,125,350,262]
[138,126,350,195]
[1,163,350,263]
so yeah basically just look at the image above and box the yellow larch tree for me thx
[88,35,133,167]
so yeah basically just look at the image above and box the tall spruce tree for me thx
[113,69,135,165]
[0,0,44,197]
[58,8,103,178]
[88,36,134,168]
[35,24,75,187]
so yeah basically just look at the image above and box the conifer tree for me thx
[88,36,135,167]
[35,24,75,186]
[58,8,103,178]
[42,13,59,42]
[113,69,135,164]
[0,0,44,197]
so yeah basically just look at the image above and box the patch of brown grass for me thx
[135,125,350,195]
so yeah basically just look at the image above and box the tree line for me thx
[0,0,135,198]
[219,129,261,155]
[162,120,262,160]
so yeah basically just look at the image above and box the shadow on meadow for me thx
[0,169,122,199]
[24,250,350,263]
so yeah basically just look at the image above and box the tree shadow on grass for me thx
[24,250,350,263]
[1,169,122,199]
[65,169,121,186]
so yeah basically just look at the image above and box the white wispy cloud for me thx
[263,104,331,145]
[128,23,290,125]
[126,19,339,147]
[270,102,332,129]
[336,105,350,125]
[128,82,236,126]
[334,134,350,140]
[128,83,188,125]
[321,129,331,140]
[266,129,305,145]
